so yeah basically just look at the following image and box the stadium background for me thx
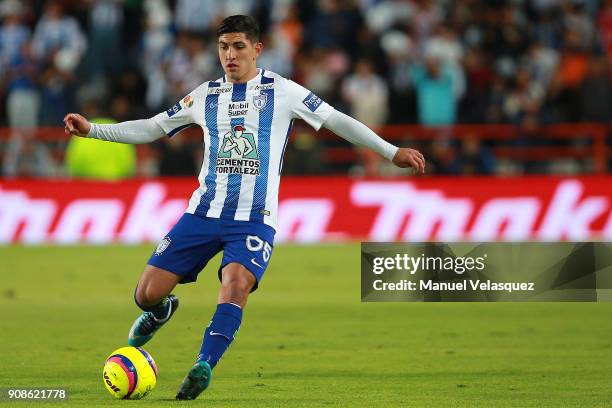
[1,0,612,407]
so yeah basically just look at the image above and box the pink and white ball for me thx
[102,346,158,399]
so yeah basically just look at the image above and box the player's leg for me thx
[176,263,254,400]
[128,265,182,347]
[176,222,275,400]
[201,263,254,364]
[129,213,223,347]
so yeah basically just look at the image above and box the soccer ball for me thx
[102,346,158,399]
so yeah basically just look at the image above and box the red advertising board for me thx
[1,176,611,244]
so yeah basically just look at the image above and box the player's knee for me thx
[221,267,255,298]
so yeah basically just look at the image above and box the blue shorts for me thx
[147,213,275,291]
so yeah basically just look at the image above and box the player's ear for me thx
[254,42,263,58]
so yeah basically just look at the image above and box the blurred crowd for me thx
[0,0,611,178]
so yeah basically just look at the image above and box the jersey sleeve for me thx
[153,90,199,137]
[286,80,335,131]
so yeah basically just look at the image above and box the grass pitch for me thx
[0,244,611,407]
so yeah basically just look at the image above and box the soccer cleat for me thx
[128,295,179,347]
[175,360,212,400]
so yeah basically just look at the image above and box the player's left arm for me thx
[285,79,424,173]
[322,110,425,173]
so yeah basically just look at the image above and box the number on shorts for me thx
[246,235,272,262]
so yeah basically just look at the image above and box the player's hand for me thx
[63,113,91,137]
[392,147,425,174]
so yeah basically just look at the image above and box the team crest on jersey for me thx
[252,92,268,111]
[216,125,260,175]
[155,236,171,255]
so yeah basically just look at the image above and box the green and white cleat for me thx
[127,294,179,347]
[175,361,212,400]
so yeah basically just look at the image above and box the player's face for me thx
[218,33,262,83]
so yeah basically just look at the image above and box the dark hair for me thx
[216,15,260,43]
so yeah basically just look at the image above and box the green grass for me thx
[0,244,611,407]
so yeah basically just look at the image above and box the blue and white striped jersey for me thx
[153,69,334,230]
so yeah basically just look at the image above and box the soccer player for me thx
[64,15,425,400]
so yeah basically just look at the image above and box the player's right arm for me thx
[63,88,201,144]
[63,113,166,144]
